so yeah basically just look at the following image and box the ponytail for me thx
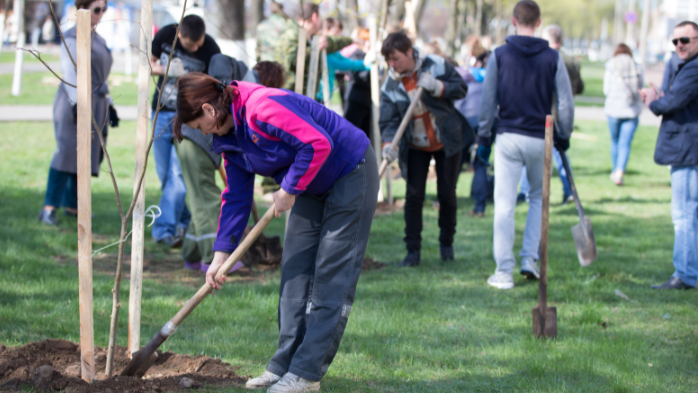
[172,72,239,142]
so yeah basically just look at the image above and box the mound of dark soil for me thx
[362,258,386,271]
[0,339,246,392]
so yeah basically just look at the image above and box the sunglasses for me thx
[672,37,697,46]
[91,6,107,14]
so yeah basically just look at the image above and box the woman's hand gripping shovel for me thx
[378,87,424,178]
[121,204,277,377]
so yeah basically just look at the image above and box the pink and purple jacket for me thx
[212,81,370,254]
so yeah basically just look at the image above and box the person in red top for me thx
[379,32,473,267]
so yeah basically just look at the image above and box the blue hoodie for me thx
[478,35,574,141]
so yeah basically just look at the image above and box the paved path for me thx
[0,104,663,127]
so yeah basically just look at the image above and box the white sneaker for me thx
[267,373,320,393]
[246,371,282,389]
[487,272,514,289]
[520,257,540,280]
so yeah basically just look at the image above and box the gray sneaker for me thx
[246,371,282,389]
[487,272,514,290]
[520,257,540,280]
[267,373,320,392]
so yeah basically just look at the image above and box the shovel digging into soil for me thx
[121,204,277,377]
[532,116,558,339]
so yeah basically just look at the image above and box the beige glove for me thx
[417,72,444,97]
[382,143,399,163]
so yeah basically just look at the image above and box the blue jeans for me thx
[466,115,491,213]
[44,167,77,209]
[519,148,572,199]
[152,111,190,241]
[607,116,639,173]
[670,166,698,287]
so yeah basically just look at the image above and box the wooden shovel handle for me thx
[538,116,553,312]
[170,204,276,327]
[378,87,424,178]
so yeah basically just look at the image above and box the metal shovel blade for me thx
[571,216,597,267]
[532,306,557,338]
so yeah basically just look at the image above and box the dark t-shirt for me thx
[151,24,221,112]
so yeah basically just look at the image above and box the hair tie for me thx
[217,81,228,92]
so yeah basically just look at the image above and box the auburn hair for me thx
[254,61,285,88]
[172,72,239,142]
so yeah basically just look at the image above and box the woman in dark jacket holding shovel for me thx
[172,72,378,393]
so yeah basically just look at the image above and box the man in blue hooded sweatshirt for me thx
[478,0,574,289]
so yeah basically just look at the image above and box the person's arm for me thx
[379,88,401,145]
[250,94,334,195]
[150,27,167,75]
[649,66,698,116]
[477,51,498,142]
[212,153,254,254]
[325,35,353,54]
[554,52,575,140]
[436,60,468,100]
[327,52,369,72]
[59,36,78,103]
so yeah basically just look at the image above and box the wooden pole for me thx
[368,14,385,203]
[76,8,94,383]
[128,0,153,359]
[306,35,321,99]
[320,49,331,107]
[11,0,25,96]
[289,26,307,231]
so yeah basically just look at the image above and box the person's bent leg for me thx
[267,194,325,377]
[493,134,524,276]
[286,147,379,382]
[520,135,546,262]
[434,149,462,251]
[670,166,698,287]
[176,139,220,265]
[44,167,70,209]
[617,117,639,173]
[168,144,189,234]
[61,173,78,212]
[151,112,178,241]
[553,148,572,200]
[404,149,432,252]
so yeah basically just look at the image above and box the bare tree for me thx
[444,0,459,57]
[218,0,244,40]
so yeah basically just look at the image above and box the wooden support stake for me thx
[368,14,385,203]
[320,49,331,107]
[294,28,307,95]
[289,26,307,231]
[128,0,153,358]
[306,35,321,99]
[76,9,94,383]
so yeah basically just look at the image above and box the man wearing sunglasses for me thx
[640,21,698,290]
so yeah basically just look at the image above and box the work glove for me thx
[108,105,119,128]
[71,104,78,124]
[382,143,399,163]
[477,145,491,166]
[417,72,444,97]
[554,134,570,152]
[167,58,187,77]
[363,49,377,68]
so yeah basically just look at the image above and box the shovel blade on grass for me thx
[571,216,597,267]
[532,306,558,338]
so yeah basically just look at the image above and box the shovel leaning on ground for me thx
[121,204,277,377]
[378,87,424,178]
[533,115,558,339]
[558,149,597,267]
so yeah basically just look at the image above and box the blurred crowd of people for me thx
[36,0,697,294]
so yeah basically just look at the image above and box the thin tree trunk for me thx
[445,0,459,58]
[105,221,128,377]
[344,0,359,34]
[475,0,483,35]
[219,0,245,40]
[250,0,264,37]
[387,0,407,27]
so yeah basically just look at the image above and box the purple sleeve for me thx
[250,94,334,195]
[213,152,254,254]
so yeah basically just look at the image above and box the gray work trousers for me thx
[266,146,379,382]
[493,133,545,274]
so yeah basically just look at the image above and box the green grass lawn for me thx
[576,60,605,107]
[0,71,140,105]
[1,119,697,392]
[0,51,60,63]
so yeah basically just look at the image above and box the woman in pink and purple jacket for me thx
[173,73,378,393]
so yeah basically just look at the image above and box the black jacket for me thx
[650,54,698,166]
